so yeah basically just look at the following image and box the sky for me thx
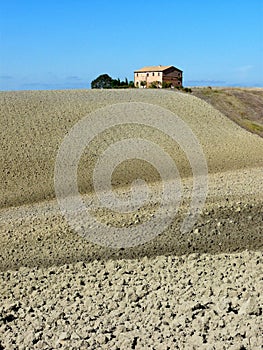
[0,0,263,90]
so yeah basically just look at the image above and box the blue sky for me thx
[0,0,263,90]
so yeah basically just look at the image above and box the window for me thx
[158,72,160,76]
[152,72,155,76]
[146,73,149,77]
[136,73,138,77]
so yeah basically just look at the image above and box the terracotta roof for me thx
[134,65,182,73]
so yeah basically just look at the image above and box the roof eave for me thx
[134,66,183,73]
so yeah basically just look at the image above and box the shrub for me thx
[183,87,192,93]
[149,81,160,89]
[162,81,172,88]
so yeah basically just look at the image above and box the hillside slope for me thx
[1,89,263,208]
[0,89,262,349]
[192,87,263,137]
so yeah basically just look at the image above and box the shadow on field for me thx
[0,203,262,272]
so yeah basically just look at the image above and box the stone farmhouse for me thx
[134,65,183,88]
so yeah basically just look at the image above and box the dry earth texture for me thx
[192,87,263,137]
[0,89,262,349]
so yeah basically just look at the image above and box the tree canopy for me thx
[91,74,113,89]
[91,74,134,89]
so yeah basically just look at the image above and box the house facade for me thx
[134,65,183,88]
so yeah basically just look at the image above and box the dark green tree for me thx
[91,74,135,89]
[111,78,120,88]
[91,74,113,89]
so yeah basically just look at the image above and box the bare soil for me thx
[0,89,262,349]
